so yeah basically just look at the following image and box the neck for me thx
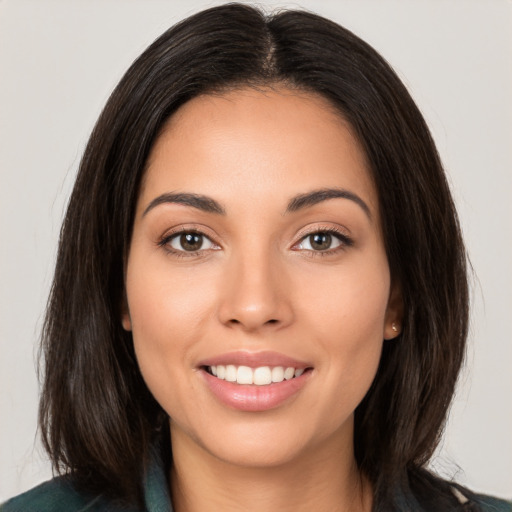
[169,423,372,512]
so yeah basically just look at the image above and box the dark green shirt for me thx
[1,445,170,512]
[0,462,169,511]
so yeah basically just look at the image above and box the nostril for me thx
[227,318,278,326]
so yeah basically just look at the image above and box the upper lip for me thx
[198,351,312,369]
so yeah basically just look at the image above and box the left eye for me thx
[296,232,344,251]
[168,232,216,252]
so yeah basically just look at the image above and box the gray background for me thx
[1,0,511,501]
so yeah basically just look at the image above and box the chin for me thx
[171,407,354,471]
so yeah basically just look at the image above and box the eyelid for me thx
[168,232,216,252]
[294,223,352,242]
[157,224,221,256]
[291,224,354,253]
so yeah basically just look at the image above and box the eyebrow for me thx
[285,188,372,219]
[142,187,371,219]
[142,192,226,217]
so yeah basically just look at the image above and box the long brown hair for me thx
[39,4,469,510]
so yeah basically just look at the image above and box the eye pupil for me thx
[310,233,331,250]
[180,233,202,251]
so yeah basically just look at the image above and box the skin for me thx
[122,87,402,512]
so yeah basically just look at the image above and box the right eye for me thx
[167,231,217,252]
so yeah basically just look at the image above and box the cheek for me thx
[295,255,389,408]
[296,252,390,344]
[126,254,215,339]
[124,258,215,407]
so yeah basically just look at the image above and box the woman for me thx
[1,4,510,512]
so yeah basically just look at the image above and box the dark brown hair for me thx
[39,4,469,510]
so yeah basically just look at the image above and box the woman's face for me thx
[123,87,401,468]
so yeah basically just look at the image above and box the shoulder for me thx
[0,476,135,512]
[473,493,512,512]
[450,483,511,512]
[451,484,511,512]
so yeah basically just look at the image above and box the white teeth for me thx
[271,366,284,383]
[284,367,295,380]
[225,365,237,382]
[208,365,306,385]
[253,366,272,386]
[216,365,226,379]
[236,365,253,385]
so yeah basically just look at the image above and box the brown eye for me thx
[181,233,203,251]
[309,233,332,251]
[168,232,215,252]
[296,231,346,252]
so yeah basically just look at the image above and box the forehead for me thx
[140,87,377,216]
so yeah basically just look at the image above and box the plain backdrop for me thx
[1,0,511,502]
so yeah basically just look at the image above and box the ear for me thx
[122,313,132,331]
[383,280,403,340]
[121,293,132,331]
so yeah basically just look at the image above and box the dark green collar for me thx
[143,443,173,512]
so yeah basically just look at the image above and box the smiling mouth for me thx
[203,365,311,386]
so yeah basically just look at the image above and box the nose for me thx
[217,249,294,333]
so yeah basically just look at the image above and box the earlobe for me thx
[384,281,403,340]
[122,313,132,331]
[121,292,132,331]
[384,321,400,340]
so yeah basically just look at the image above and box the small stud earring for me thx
[392,322,399,333]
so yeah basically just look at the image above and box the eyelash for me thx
[293,227,354,257]
[158,227,218,259]
[158,226,353,258]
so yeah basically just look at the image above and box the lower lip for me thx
[201,369,311,412]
